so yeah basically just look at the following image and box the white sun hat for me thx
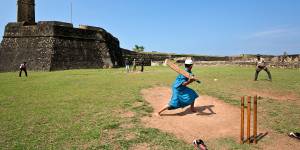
[185,59,193,65]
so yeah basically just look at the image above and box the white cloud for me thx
[250,28,288,38]
[245,26,300,40]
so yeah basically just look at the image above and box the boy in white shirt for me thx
[19,62,28,77]
[254,54,272,81]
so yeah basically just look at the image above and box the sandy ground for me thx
[141,87,244,142]
[140,87,300,149]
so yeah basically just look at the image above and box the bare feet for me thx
[157,105,169,116]
[191,108,197,113]
[190,102,196,113]
[156,112,161,116]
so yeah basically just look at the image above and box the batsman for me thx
[158,59,199,115]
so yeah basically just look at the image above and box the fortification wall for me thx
[0,22,124,71]
[122,49,231,66]
[122,49,300,68]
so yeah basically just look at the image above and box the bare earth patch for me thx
[133,101,144,108]
[124,132,136,140]
[113,109,135,118]
[129,144,161,150]
[129,143,149,150]
[100,129,117,145]
[120,111,135,118]
[141,87,243,142]
[120,122,134,129]
[141,87,300,149]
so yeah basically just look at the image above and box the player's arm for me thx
[182,77,196,86]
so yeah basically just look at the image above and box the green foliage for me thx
[132,45,145,52]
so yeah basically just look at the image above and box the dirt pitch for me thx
[141,87,243,142]
[141,87,299,149]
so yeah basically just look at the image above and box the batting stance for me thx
[158,59,199,115]
[254,54,272,81]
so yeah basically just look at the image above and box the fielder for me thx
[254,54,272,81]
[19,62,28,77]
[158,59,199,115]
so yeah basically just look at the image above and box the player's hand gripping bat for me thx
[166,59,201,84]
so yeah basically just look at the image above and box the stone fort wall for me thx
[122,49,300,68]
[0,21,124,71]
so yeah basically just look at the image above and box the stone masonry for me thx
[17,0,35,24]
[0,0,124,72]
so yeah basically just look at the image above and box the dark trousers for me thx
[19,68,27,77]
[254,66,271,81]
[141,65,144,72]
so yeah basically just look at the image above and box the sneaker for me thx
[193,139,207,150]
[289,132,300,140]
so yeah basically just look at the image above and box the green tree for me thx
[133,45,145,52]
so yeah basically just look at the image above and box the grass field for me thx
[0,66,299,149]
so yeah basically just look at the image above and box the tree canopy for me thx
[133,45,145,52]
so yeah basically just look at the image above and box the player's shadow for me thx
[161,105,216,116]
[196,105,216,115]
[241,132,268,144]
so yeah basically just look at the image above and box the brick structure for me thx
[0,0,124,72]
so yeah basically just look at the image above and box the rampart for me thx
[0,22,124,71]
[122,49,300,68]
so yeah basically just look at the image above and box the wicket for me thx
[240,95,257,144]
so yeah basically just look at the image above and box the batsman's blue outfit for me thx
[168,68,199,109]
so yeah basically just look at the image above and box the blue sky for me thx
[0,0,299,55]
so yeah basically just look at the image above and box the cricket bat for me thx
[166,59,201,84]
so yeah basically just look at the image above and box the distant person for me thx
[254,54,272,81]
[157,59,199,115]
[140,58,144,72]
[125,58,130,73]
[132,59,137,72]
[19,62,28,77]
